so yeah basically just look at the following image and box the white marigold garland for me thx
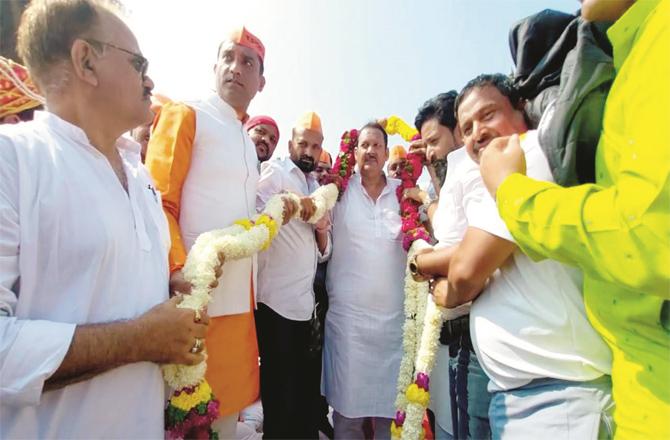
[391,240,447,440]
[163,183,338,439]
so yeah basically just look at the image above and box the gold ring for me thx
[190,338,203,354]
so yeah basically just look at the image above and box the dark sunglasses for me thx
[84,38,149,77]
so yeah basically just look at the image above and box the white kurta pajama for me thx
[323,174,406,419]
[0,112,169,438]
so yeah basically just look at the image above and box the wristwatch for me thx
[409,254,421,277]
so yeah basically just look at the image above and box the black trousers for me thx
[255,302,318,439]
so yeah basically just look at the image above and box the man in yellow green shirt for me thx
[479,0,669,437]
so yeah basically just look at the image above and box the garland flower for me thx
[321,129,358,197]
[163,184,339,439]
[391,241,445,440]
[385,116,444,440]
[396,151,432,251]
[382,115,419,142]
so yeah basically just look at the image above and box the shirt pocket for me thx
[381,208,402,241]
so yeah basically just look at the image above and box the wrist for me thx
[122,318,146,363]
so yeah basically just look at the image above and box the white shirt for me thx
[256,157,330,321]
[0,112,169,438]
[180,93,259,317]
[464,131,612,390]
[430,146,474,320]
[323,174,406,418]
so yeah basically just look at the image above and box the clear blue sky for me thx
[125,0,577,158]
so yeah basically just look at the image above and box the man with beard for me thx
[406,91,469,439]
[246,114,280,164]
[255,111,330,439]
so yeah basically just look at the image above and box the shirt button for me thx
[628,139,635,145]
[627,215,636,222]
[632,153,638,160]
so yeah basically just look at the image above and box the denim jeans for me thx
[448,328,491,439]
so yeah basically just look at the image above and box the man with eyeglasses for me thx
[0,0,210,438]
[145,25,270,439]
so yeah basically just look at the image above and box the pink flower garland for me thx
[395,138,431,251]
[321,129,358,197]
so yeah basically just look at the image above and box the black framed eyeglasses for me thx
[84,38,149,77]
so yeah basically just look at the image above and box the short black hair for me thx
[454,73,522,118]
[414,91,458,132]
[358,121,388,147]
[216,41,265,75]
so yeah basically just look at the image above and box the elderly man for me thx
[413,74,613,438]
[245,114,280,163]
[255,111,330,439]
[0,1,209,438]
[323,122,405,439]
[0,56,43,124]
[387,145,407,179]
[480,1,670,437]
[146,26,269,438]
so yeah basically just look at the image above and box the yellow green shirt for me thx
[496,1,670,437]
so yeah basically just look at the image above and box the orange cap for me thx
[319,150,332,166]
[228,26,265,63]
[0,56,43,119]
[389,145,407,162]
[295,111,322,135]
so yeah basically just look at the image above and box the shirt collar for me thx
[607,0,660,71]
[35,110,140,162]
[352,173,395,197]
[34,110,90,146]
[282,157,317,185]
[204,92,249,122]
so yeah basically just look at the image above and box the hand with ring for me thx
[190,338,204,354]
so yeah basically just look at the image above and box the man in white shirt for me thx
[0,1,209,438]
[414,74,613,438]
[323,122,406,439]
[255,111,330,439]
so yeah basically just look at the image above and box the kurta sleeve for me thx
[495,15,670,299]
[0,136,75,407]
[144,102,196,273]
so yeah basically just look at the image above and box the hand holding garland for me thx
[162,185,338,439]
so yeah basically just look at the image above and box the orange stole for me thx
[205,282,259,416]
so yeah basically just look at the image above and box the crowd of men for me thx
[0,0,668,439]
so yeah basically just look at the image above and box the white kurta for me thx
[323,174,406,418]
[0,112,169,438]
